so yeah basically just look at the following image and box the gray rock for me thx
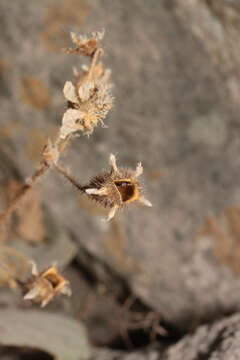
[93,313,240,360]
[166,313,240,360]
[1,0,240,337]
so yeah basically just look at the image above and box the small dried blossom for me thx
[83,154,152,221]
[66,30,105,56]
[23,262,71,307]
[60,69,113,137]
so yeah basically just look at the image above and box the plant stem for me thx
[87,48,103,81]
[55,164,84,192]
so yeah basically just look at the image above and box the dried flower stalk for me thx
[55,154,152,221]
[0,30,113,226]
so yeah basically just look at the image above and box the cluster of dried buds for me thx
[0,30,153,310]
[41,30,113,169]
[60,30,113,139]
[50,30,152,221]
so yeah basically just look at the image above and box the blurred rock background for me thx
[1,0,240,359]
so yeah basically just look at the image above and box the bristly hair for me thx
[83,167,142,209]
[55,154,152,221]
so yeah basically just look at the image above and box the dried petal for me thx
[62,31,113,137]
[78,81,94,102]
[63,81,78,103]
[60,109,84,139]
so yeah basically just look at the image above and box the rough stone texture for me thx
[174,0,240,105]
[92,347,160,360]
[166,313,240,360]
[94,313,240,360]
[1,0,240,358]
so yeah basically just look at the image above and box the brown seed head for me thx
[84,154,152,221]
[23,262,71,307]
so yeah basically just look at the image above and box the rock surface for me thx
[1,0,240,359]
[94,313,240,360]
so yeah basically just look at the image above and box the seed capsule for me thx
[84,154,152,221]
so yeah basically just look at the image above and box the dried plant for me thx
[0,30,152,308]
[0,30,113,226]
[0,259,71,307]
[23,262,71,307]
[56,153,152,221]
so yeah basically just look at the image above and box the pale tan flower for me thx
[84,154,152,221]
[23,262,71,307]
[59,30,113,138]
[60,67,113,138]
[67,30,105,57]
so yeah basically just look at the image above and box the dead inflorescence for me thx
[0,29,113,226]
[61,31,113,138]
[0,29,152,310]
[56,153,152,221]
[23,262,71,307]
[0,259,71,307]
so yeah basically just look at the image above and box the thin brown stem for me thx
[0,163,49,226]
[0,38,104,228]
[87,48,103,81]
[55,163,84,192]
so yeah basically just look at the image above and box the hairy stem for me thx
[55,164,84,192]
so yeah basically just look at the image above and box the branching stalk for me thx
[55,164,84,192]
